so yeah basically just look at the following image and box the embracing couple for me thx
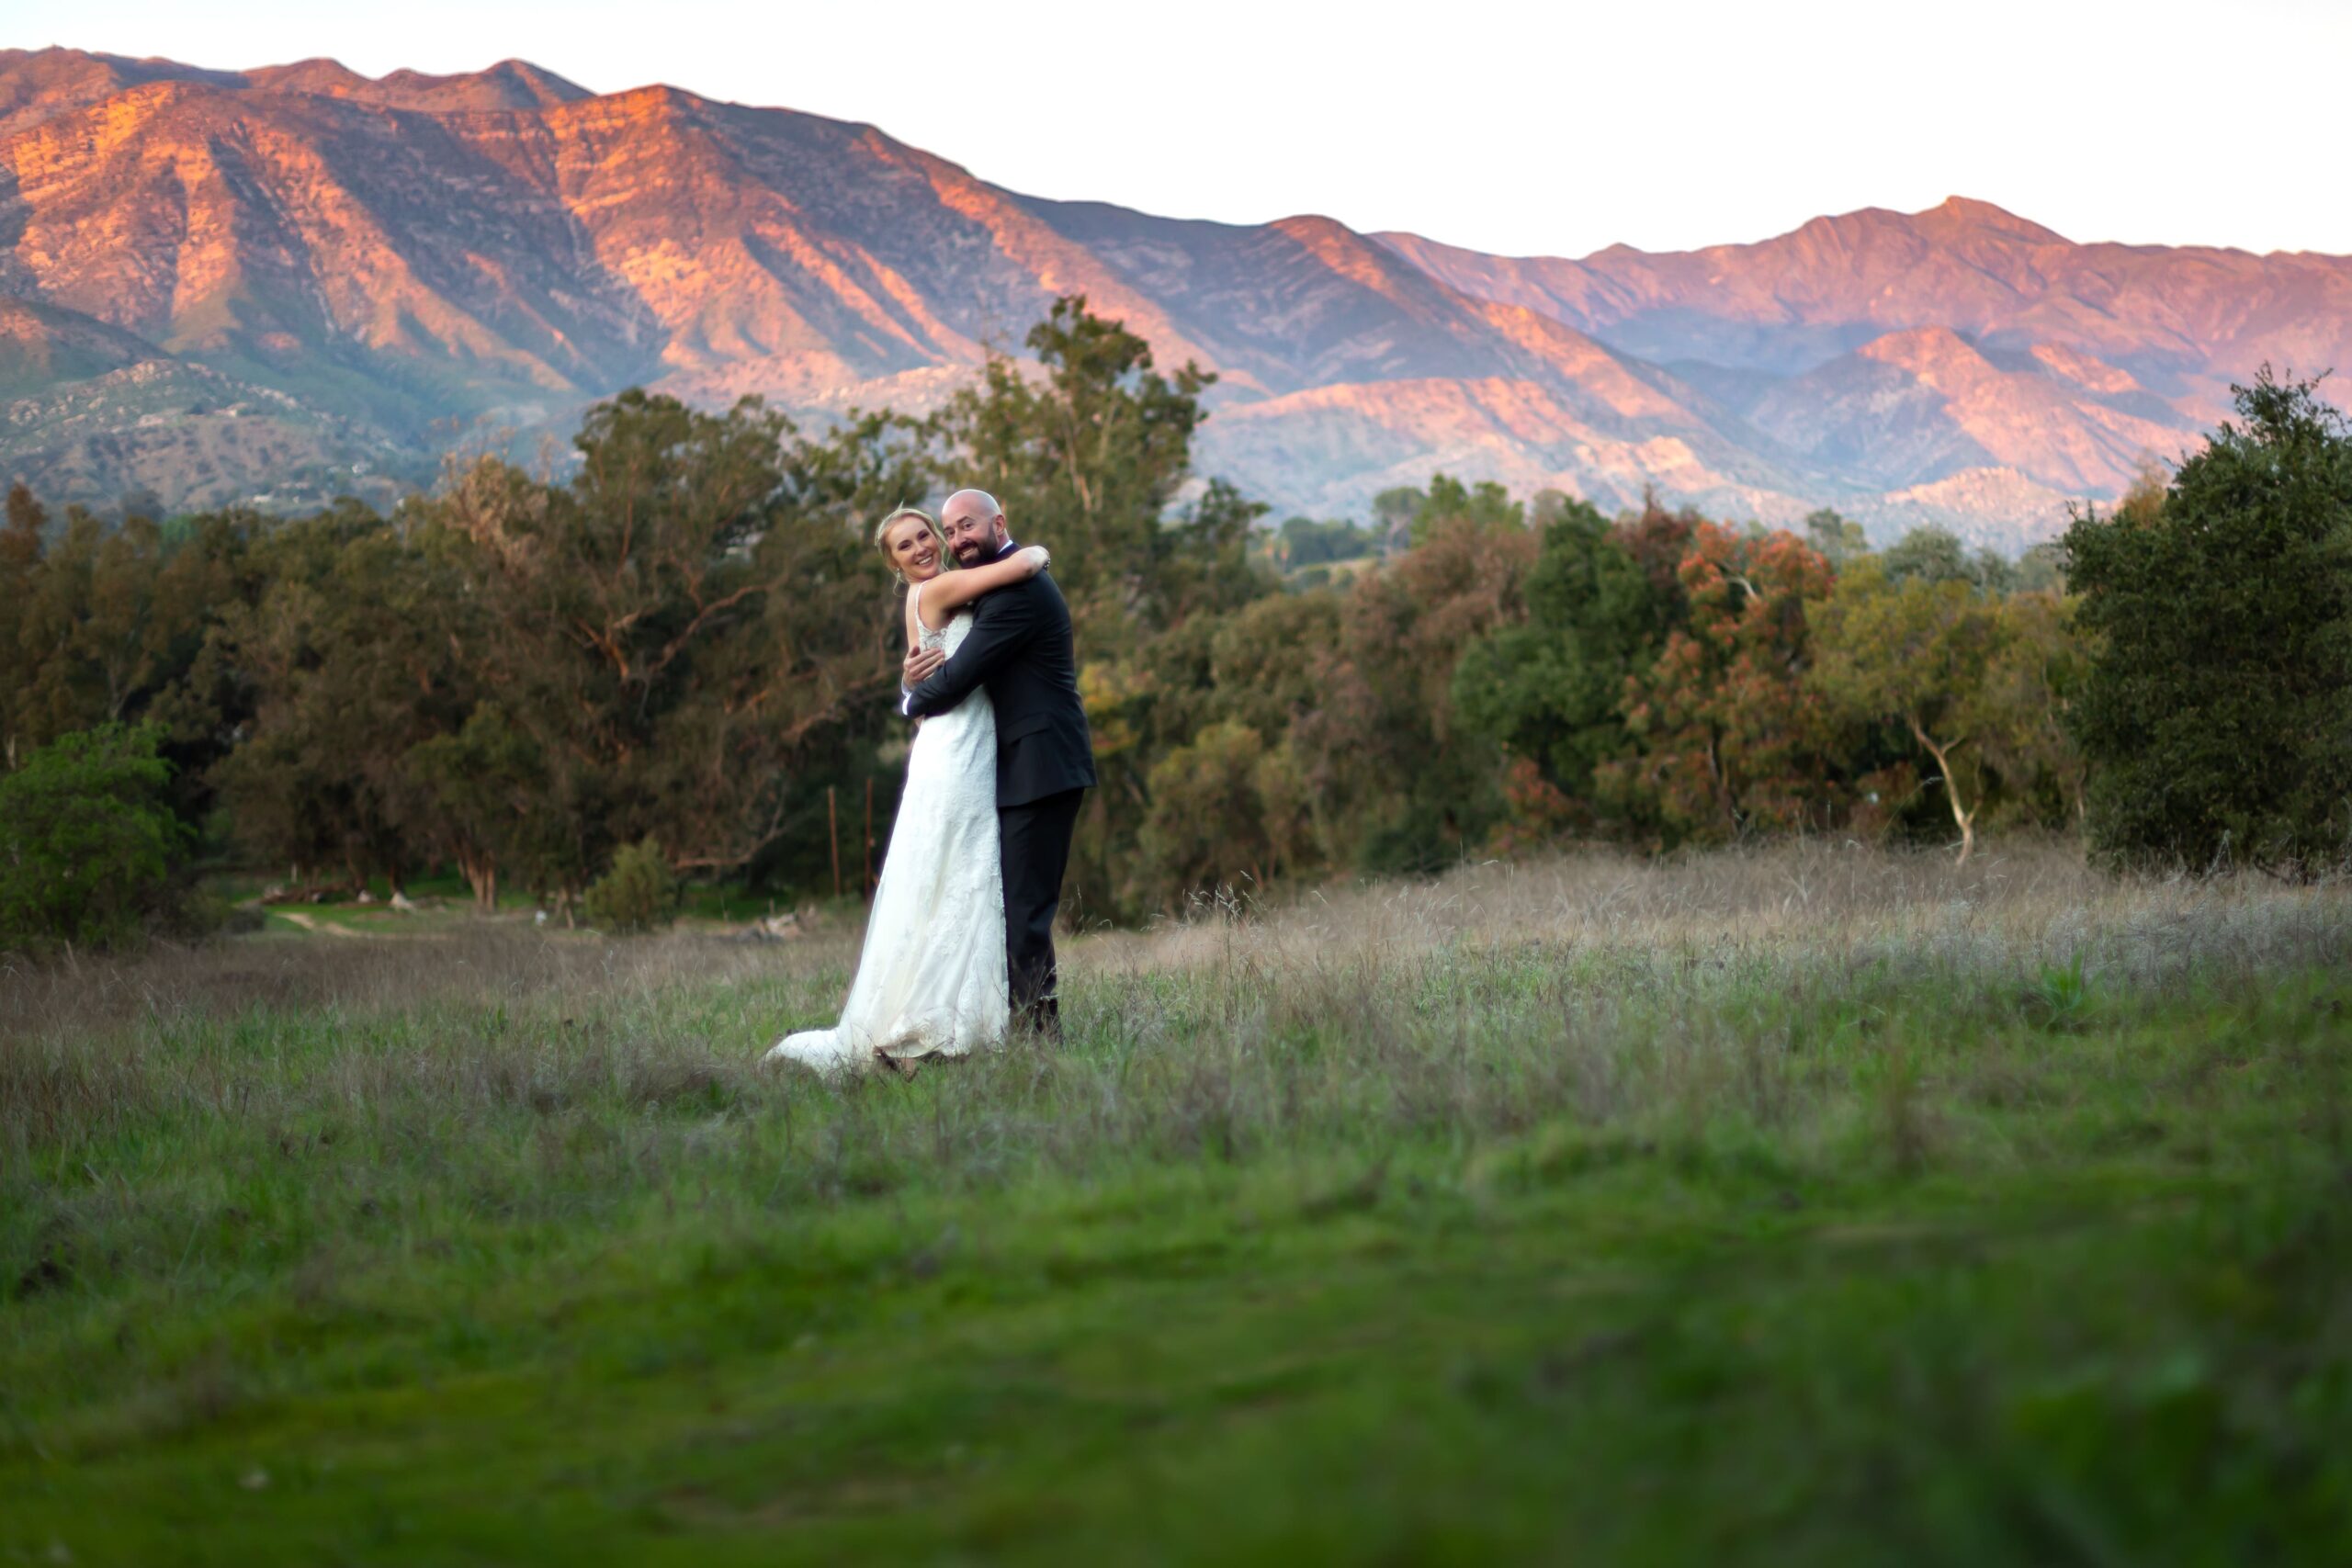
[767,489,1094,1077]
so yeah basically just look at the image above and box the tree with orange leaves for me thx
[1597,523,1843,846]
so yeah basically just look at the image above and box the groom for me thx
[901,489,1096,1037]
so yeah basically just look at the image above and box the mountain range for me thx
[6,45,2348,549]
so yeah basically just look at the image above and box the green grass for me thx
[3,846,2349,1563]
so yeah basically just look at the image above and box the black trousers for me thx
[1000,787,1085,1035]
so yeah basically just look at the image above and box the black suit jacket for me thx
[905,551,1097,808]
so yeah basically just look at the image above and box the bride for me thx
[766,505,1048,1077]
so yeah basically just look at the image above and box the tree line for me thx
[2,299,2346,950]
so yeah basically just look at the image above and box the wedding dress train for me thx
[766,589,1008,1075]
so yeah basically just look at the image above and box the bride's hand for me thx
[1020,545,1050,576]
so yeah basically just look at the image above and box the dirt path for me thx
[270,910,367,938]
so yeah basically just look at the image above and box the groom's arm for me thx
[903,586,1042,718]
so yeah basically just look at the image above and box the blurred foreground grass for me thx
[3,843,2348,1563]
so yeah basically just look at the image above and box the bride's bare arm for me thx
[914,545,1050,629]
[900,590,937,719]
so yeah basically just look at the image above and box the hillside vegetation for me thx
[1,299,2122,944]
[14,310,2352,960]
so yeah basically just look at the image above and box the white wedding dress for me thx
[766,584,1008,1075]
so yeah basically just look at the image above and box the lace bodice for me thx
[912,582,974,657]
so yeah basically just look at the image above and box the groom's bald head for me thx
[942,489,1008,566]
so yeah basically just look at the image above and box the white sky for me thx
[17,0,2352,256]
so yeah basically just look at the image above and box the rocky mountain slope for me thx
[3,48,2342,547]
[1379,204,2352,530]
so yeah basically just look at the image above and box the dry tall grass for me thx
[1131,836,2344,983]
[4,840,2345,1191]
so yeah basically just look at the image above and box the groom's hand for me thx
[902,646,945,688]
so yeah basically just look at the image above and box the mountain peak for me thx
[1916,196,2068,246]
[0,48,594,129]
[247,55,593,112]
[244,57,375,94]
[373,57,592,109]
[1270,213,1354,243]
[592,82,702,116]
[1269,215,1428,306]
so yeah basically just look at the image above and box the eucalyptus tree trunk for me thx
[1909,716,1978,865]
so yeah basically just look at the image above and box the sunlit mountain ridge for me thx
[6,46,2346,547]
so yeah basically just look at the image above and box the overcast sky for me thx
[24,0,2352,257]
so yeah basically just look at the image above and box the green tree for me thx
[5,503,251,743]
[1138,721,1309,898]
[1879,525,2019,594]
[0,487,261,826]
[1158,479,1273,628]
[1811,558,2007,862]
[0,485,46,771]
[1207,592,1345,743]
[1370,485,1426,551]
[2062,370,2352,875]
[406,705,553,911]
[1078,590,1343,908]
[1271,516,1378,572]
[1977,590,2088,829]
[0,723,191,954]
[418,391,907,906]
[1410,474,1521,545]
[1805,508,1870,567]
[944,296,1234,647]
[2013,541,2067,595]
[1453,498,1666,827]
[1289,495,1538,873]
[205,506,458,892]
[1614,492,1700,627]
[944,297,1276,917]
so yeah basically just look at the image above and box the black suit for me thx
[905,544,1096,1033]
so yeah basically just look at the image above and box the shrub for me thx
[583,838,677,934]
[1137,721,1310,901]
[0,724,194,954]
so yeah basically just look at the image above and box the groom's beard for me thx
[951,536,1006,567]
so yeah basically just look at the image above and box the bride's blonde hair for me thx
[873,504,950,585]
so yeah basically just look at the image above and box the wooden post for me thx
[864,777,876,899]
[828,786,841,900]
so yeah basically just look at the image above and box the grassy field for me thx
[3,842,2349,1564]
